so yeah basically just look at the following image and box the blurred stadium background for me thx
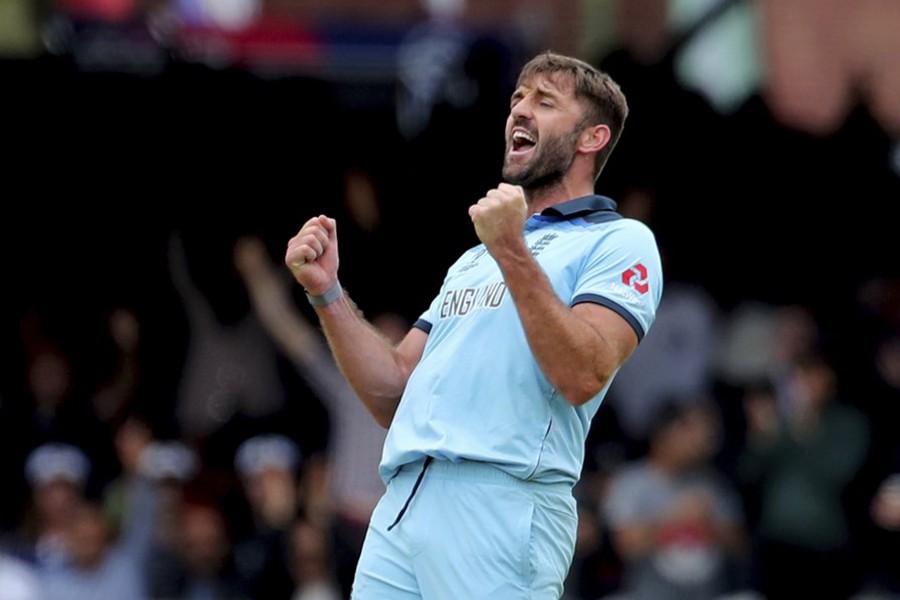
[1,0,899,599]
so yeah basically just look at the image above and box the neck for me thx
[524,176,595,216]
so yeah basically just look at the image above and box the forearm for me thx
[494,241,621,405]
[313,292,412,427]
[284,215,422,426]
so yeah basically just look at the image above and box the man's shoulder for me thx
[570,216,659,259]
[597,215,655,237]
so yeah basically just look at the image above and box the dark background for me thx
[4,41,897,399]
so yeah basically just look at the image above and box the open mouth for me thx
[510,129,537,154]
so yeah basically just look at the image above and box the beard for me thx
[502,126,581,191]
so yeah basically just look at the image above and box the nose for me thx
[510,95,534,122]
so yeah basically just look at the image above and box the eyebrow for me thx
[511,85,563,103]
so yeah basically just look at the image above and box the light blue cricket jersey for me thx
[380,195,663,486]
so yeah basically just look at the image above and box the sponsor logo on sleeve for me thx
[621,263,649,295]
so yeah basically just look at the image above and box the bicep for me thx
[572,302,639,370]
[395,326,428,380]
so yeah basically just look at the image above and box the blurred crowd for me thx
[1,235,394,600]
[1,228,899,600]
[2,1,899,599]
[568,281,900,600]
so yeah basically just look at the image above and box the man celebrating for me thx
[286,52,662,599]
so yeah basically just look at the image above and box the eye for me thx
[539,100,553,108]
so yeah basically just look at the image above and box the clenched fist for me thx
[285,215,339,295]
[468,183,528,251]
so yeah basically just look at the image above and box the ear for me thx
[578,124,612,155]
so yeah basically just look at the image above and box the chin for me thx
[503,170,536,189]
[502,164,529,185]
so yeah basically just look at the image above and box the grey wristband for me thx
[306,282,342,307]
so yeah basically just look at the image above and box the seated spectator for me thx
[11,443,90,569]
[41,501,147,600]
[147,502,250,600]
[856,334,900,596]
[739,353,870,599]
[604,400,746,600]
[232,434,301,600]
[0,550,42,600]
[289,518,341,600]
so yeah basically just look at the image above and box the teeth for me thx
[513,130,536,144]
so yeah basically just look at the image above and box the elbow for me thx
[558,378,606,406]
[558,373,611,407]
[373,410,394,430]
[367,398,400,429]
[560,390,597,407]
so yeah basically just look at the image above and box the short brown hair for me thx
[517,52,628,181]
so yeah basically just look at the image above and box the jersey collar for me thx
[539,195,618,218]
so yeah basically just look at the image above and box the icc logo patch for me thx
[622,263,649,295]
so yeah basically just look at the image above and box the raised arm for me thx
[469,184,638,406]
[235,237,328,368]
[167,233,214,327]
[284,216,426,428]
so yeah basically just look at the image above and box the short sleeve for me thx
[412,291,444,334]
[571,219,662,342]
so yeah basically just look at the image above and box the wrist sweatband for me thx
[306,282,342,307]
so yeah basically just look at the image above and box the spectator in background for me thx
[167,230,331,475]
[234,237,388,521]
[716,303,820,404]
[607,283,719,443]
[0,311,134,529]
[603,399,746,600]
[137,459,231,600]
[17,339,116,489]
[0,310,143,528]
[289,518,341,600]
[104,420,200,567]
[10,443,91,569]
[867,473,900,596]
[855,333,900,596]
[235,235,390,594]
[768,305,821,414]
[148,502,250,600]
[103,415,154,532]
[232,434,300,600]
[0,550,41,600]
[42,500,147,600]
[168,233,290,441]
[91,308,142,428]
[714,303,824,475]
[39,434,181,600]
[738,353,869,599]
